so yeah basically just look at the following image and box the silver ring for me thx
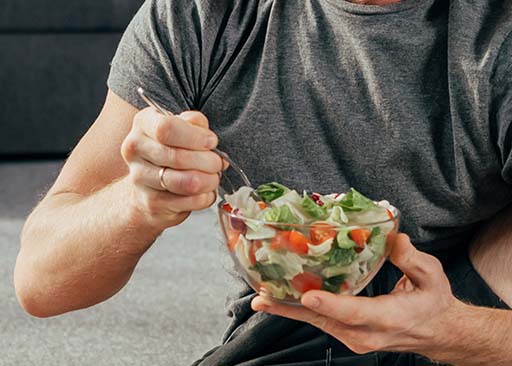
[159,167,168,190]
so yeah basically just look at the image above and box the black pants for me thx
[193,247,510,366]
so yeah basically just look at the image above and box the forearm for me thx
[470,204,512,306]
[423,301,512,366]
[14,176,164,317]
[426,205,512,365]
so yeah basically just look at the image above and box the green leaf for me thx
[251,262,286,281]
[332,188,377,212]
[256,182,290,203]
[370,226,381,238]
[262,205,300,230]
[322,275,346,293]
[327,247,357,266]
[368,227,386,256]
[336,228,356,249]
[300,195,327,219]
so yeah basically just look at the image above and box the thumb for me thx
[389,233,444,290]
[179,111,210,129]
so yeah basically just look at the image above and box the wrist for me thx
[116,176,186,239]
[420,300,512,366]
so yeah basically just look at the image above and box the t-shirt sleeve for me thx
[107,0,202,112]
[492,33,512,184]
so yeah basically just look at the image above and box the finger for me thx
[134,135,224,174]
[139,187,217,214]
[135,108,218,151]
[300,291,381,327]
[177,112,230,170]
[251,296,330,327]
[389,233,445,289]
[162,168,220,196]
[251,296,359,337]
[179,111,209,128]
[129,159,220,195]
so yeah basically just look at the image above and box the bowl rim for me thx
[217,199,401,228]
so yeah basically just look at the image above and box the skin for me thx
[13,0,512,362]
[252,232,512,365]
[15,90,512,364]
[14,90,226,316]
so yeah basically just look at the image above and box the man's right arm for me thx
[14,90,224,317]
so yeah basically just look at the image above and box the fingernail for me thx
[206,135,217,149]
[304,296,321,309]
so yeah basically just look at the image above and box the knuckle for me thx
[155,119,172,144]
[423,256,442,277]
[121,137,139,160]
[199,192,215,208]
[182,173,202,195]
[398,245,416,266]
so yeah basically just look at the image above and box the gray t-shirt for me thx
[107,0,512,363]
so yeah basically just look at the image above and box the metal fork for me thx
[137,87,261,201]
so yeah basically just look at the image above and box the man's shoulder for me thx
[449,1,512,71]
[449,1,512,48]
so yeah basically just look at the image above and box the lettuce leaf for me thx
[251,262,286,281]
[331,188,376,212]
[322,275,346,293]
[263,205,300,228]
[368,226,386,256]
[300,195,327,219]
[256,182,290,203]
[327,246,357,266]
[336,227,357,249]
[326,205,348,225]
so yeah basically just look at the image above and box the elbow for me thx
[14,257,58,318]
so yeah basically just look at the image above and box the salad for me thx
[219,182,398,302]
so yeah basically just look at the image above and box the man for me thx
[13,0,512,365]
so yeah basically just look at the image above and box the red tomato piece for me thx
[386,208,394,219]
[256,201,268,210]
[349,228,371,248]
[287,230,311,254]
[270,230,310,254]
[310,223,337,245]
[291,272,323,293]
[270,231,291,250]
[222,203,233,213]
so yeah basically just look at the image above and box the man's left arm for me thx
[251,211,512,365]
[470,204,512,306]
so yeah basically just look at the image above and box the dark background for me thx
[1,0,144,155]
[0,2,231,364]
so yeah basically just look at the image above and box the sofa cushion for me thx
[0,0,144,31]
[0,33,123,154]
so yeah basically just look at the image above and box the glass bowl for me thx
[218,200,400,305]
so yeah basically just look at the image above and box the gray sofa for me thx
[0,0,144,155]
